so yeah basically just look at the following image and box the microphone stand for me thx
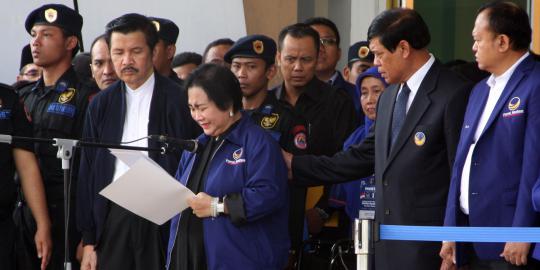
[0,135,166,270]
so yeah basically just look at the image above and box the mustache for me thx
[121,66,139,73]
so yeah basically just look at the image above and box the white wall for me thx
[350,0,386,43]
[2,0,246,84]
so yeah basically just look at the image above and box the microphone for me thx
[149,135,198,153]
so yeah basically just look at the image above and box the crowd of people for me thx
[2,1,540,270]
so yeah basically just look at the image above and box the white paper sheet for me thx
[99,149,194,225]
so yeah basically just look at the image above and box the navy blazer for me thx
[444,55,540,264]
[76,73,200,245]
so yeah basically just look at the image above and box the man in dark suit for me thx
[77,13,200,270]
[283,8,471,270]
[441,2,540,269]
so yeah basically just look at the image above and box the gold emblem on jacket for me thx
[260,113,279,129]
[58,88,76,104]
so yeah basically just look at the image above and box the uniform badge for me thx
[260,113,279,129]
[253,40,264,54]
[152,20,160,32]
[508,97,521,111]
[358,46,370,59]
[56,81,68,92]
[58,88,76,104]
[44,8,58,23]
[294,132,307,150]
[414,132,426,146]
[261,105,273,114]
[226,147,246,165]
[0,109,11,120]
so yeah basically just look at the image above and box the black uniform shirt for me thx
[246,91,309,155]
[0,84,33,209]
[19,67,98,200]
[273,77,357,157]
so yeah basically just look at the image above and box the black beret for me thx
[25,4,83,37]
[348,41,374,64]
[224,34,276,65]
[20,44,33,71]
[148,17,179,44]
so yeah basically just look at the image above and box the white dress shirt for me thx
[398,54,435,113]
[459,52,529,214]
[112,73,155,181]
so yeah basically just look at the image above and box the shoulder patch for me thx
[260,113,279,129]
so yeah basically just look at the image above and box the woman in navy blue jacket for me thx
[329,67,388,225]
[167,64,290,270]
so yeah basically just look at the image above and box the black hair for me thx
[90,34,107,58]
[278,23,320,54]
[105,13,159,51]
[367,8,430,52]
[172,52,203,68]
[57,28,80,57]
[304,17,341,47]
[184,63,242,113]
[478,1,531,51]
[202,38,235,62]
[72,52,93,84]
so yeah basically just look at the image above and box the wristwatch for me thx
[217,196,225,214]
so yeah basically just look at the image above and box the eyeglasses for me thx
[23,69,41,78]
[320,38,337,46]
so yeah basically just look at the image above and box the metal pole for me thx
[355,219,373,270]
[72,0,84,52]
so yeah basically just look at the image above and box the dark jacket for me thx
[292,61,472,270]
[19,67,97,201]
[77,73,200,245]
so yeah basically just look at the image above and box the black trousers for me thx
[97,203,163,270]
[0,216,15,270]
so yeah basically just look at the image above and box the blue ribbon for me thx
[380,225,540,242]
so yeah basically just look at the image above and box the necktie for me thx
[391,83,411,146]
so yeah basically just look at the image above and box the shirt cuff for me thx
[224,193,247,226]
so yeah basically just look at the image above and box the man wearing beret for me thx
[149,17,184,86]
[343,41,374,85]
[18,4,98,270]
[225,34,310,264]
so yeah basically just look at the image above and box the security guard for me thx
[19,4,98,270]
[225,34,310,264]
[1,83,52,269]
[149,17,184,86]
[343,41,374,85]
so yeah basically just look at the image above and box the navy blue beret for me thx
[148,17,179,44]
[20,44,33,71]
[25,4,82,36]
[224,34,276,65]
[348,41,374,64]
